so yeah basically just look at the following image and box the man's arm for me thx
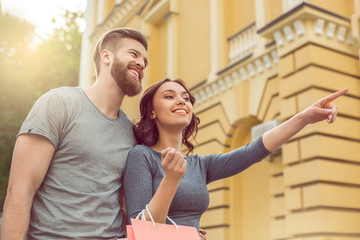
[1,134,55,240]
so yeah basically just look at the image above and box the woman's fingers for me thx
[319,88,349,106]
[161,148,175,165]
[161,148,187,178]
[199,229,207,235]
[198,233,206,240]
[327,103,338,124]
[305,88,349,125]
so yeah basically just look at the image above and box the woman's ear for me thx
[151,111,156,119]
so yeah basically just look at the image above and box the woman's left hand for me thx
[301,88,349,125]
[199,229,207,240]
[262,88,349,152]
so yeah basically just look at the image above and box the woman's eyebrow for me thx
[160,89,175,94]
[160,90,189,95]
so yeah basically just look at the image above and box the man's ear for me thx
[100,50,112,65]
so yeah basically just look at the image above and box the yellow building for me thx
[79,0,360,239]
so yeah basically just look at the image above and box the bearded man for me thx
[1,28,148,240]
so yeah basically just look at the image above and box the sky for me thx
[1,0,87,37]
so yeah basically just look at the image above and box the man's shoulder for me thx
[48,86,81,98]
[38,86,80,102]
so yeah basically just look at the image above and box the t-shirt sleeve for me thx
[123,146,154,221]
[204,135,271,184]
[18,89,67,148]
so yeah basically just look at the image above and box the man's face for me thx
[111,38,148,97]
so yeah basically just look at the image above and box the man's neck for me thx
[83,77,125,119]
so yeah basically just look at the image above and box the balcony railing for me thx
[228,23,257,64]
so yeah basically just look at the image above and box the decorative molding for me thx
[293,20,305,36]
[240,67,248,80]
[254,59,264,73]
[90,0,145,45]
[224,76,233,88]
[268,17,354,49]
[263,54,272,69]
[205,86,213,99]
[273,31,284,47]
[326,22,336,38]
[271,50,279,63]
[247,63,256,77]
[193,49,278,106]
[313,18,354,46]
[273,19,307,47]
[218,79,226,92]
[211,83,219,96]
[231,71,241,84]
[283,25,294,42]
[337,26,347,42]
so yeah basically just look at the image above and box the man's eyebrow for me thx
[129,48,148,66]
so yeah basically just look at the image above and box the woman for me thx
[123,78,348,238]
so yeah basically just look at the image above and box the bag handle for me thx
[135,204,179,229]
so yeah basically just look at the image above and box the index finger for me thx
[321,88,349,103]
[161,147,173,159]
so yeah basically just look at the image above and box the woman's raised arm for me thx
[262,88,349,152]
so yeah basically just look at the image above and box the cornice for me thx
[258,2,349,34]
[90,0,146,46]
[192,47,279,108]
[257,2,356,56]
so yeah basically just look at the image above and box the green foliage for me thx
[0,9,84,210]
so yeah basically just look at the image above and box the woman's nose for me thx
[177,97,185,105]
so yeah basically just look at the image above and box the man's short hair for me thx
[93,28,148,77]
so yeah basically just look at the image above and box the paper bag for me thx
[127,218,199,240]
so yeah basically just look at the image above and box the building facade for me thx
[79,0,360,239]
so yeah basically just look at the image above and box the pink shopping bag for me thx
[126,218,199,240]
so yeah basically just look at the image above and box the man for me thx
[1,28,148,239]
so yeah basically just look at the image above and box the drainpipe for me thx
[351,0,360,69]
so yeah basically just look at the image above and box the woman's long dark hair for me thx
[133,78,200,154]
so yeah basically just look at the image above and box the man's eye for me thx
[130,52,137,57]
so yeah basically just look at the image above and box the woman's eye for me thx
[183,97,190,101]
[165,95,173,99]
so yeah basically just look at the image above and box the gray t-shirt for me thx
[18,87,136,239]
[123,136,270,231]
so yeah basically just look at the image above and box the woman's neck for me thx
[151,129,183,153]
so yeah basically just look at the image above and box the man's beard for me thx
[111,57,142,97]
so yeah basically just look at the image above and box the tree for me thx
[0,9,84,210]
[0,11,36,210]
[27,10,83,93]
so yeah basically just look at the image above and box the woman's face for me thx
[152,81,193,130]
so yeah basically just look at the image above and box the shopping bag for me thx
[126,205,200,240]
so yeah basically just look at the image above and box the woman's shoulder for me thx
[126,145,161,169]
[129,144,150,155]
[128,144,161,159]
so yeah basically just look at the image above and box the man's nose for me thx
[135,58,145,70]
